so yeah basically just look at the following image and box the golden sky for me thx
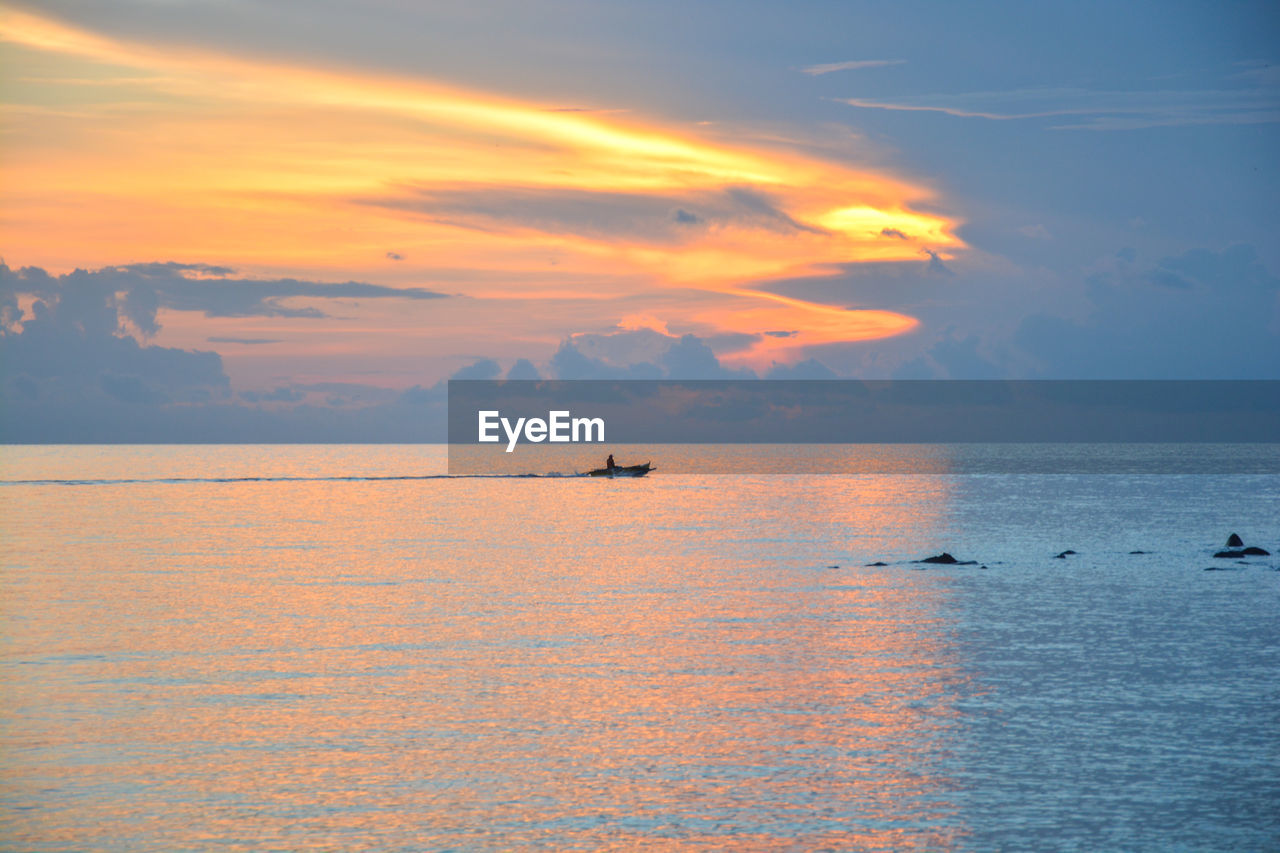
[2,7,964,378]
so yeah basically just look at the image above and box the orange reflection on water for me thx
[2,446,968,849]
[439,474,969,849]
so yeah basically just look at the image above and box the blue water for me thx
[1,445,1277,850]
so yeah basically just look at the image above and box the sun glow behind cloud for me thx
[1,8,963,368]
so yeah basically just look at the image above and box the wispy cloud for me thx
[801,59,905,76]
[356,184,831,245]
[543,106,630,114]
[207,337,284,345]
[839,85,1280,130]
[2,262,450,330]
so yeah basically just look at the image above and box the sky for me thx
[2,0,1278,440]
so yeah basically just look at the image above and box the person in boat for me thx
[605,454,615,471]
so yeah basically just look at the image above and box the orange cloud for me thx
[1,8,963,366]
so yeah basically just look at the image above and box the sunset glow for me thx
[1,7,962,374]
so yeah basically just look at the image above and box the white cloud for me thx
[839,85,1280,130]
[800,59,904,76]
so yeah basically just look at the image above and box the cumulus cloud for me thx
[450,358,502,380]
[892,331,1005,379]
[660,334,742,379]
[505,358,541,380]
[551,340,663,380]
[0,261,458,441]
[550,327,756,380]
[0,263,231,412]
[763,358,837,379]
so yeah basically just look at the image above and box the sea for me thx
[1,444,1277,851]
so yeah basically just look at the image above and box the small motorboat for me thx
[585,462,653,478]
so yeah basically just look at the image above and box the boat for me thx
[585,462,653,478]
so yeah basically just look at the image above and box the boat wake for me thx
[1,473,583,486]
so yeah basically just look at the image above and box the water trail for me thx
[0,473,577,485]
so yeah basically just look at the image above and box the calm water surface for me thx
[1,445,1277,850]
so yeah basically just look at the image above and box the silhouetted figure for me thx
[606,454,615,471]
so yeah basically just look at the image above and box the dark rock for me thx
[1129,550,1148,555]
[1226,533,1244,547]
[1214,550,1245,559]
[1241,546,1270,556]
[1054,550,1076,559]
[827,565,840,569]
[915,552,979,565]
[866,561,887,567]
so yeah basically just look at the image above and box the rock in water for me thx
[1241,546,1270,556]
[914,552,979,565]
[1226,533,1244,547]
[1054,550,1077,559]
[1214,550,1245,559]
